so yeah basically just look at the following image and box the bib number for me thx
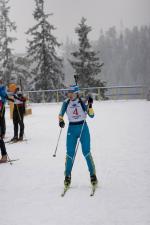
[73,108,78,115]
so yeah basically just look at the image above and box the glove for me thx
[88,96,93,108]
[13,94,21,100]
[18,93,22,98]
[59,120,65,128]
[13,94,17,98]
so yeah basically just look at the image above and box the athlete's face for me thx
[67,92,76,100]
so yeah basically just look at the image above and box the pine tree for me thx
[62,38,77,85]
[26,0,64,101]
[0,0,16,84]
[12,55,31,90]
[69,17,105,98]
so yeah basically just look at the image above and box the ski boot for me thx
[90,174,98,186]
[10,137,18,142]
[64,176,71,187]
[18,136,23,141]
[0,154,7,163]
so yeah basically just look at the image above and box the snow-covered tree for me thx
[11,55,31,90]
[69,17,105,94]
[26,0,64,100]
[0,0,16,84]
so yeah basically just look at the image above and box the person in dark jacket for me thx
[0,79,8,138]
[0,96,8,163]
[11,87,26,142]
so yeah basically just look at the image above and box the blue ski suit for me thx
[0,85,8,156]
[59,97,96,177]
[0,85,9,137]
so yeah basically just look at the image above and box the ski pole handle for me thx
[53,128,62,157]
[74,74,79,86]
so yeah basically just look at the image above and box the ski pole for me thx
[53,128,62,157]
[71,115,87,168]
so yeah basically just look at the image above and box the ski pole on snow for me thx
[53,128,62,157]
[70,73,84,165]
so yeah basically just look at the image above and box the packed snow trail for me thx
[0,100,150,225]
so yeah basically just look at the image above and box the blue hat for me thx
[68,85,79,93]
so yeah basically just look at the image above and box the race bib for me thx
[66,99,86,122]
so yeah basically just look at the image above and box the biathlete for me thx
[59,85,98,187]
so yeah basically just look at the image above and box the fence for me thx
[24,85,148,103]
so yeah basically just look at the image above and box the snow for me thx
[0,100,150,225]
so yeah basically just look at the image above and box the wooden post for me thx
[97,88,100,100]
[56,91,59,102]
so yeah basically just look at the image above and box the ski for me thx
[5,139,18,144]
[61,184,98,197]
[7,159,19,162]
[0,159,19,164]
[61,185,70,197]
[6,140,17,144]
[5,139,28,144]
[90,184,97,197]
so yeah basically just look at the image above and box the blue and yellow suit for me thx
[59,97,96,177]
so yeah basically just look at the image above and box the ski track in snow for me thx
[0,100,150,225]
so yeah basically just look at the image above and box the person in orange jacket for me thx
[10,87,26,142]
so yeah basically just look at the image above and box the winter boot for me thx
[64,176,71,187]
[0,155,8,163]
[90,174,98,186]
[18,136,23,141]
[10,137,18,142]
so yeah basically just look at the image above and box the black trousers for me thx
[13,105,25,138]
[0,139,7,156]
[0,104,7,156]
[0,104,6,136]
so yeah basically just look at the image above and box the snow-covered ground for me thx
[0,100,150,225]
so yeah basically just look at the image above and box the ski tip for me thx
[61,185,70,197]
[90,184,98,197]
[7,159,20,163]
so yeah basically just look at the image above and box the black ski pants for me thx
[0,104,6,136]
[13,105,25,138]
[0,139,7,156]
[0,118,7,156]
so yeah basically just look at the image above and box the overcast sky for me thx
[9,0,150,53]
